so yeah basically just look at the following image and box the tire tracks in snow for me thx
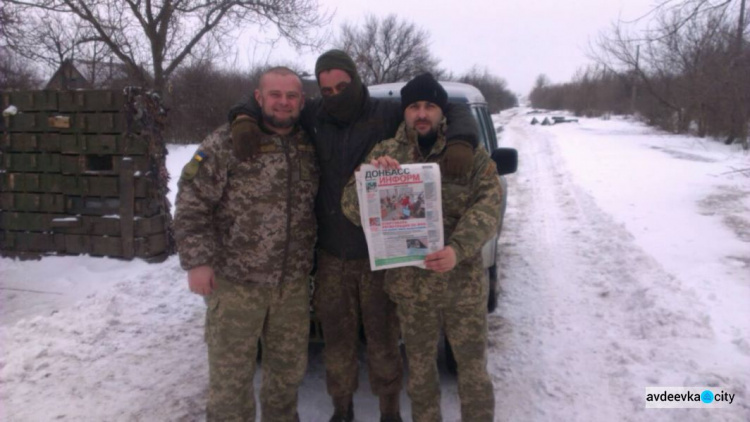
[487,117,749,421]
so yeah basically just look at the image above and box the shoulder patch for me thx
[180,151,207,180]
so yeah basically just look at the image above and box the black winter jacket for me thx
[228,87,478,260]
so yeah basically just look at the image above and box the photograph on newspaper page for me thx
[354,163,444,270]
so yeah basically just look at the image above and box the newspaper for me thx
[354,163,444,270]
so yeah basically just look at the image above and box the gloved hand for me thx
[441,140,475,178]
[230,115,262,161]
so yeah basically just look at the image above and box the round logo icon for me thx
[701,390,714,404]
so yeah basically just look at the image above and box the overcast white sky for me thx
[234,0,659,95]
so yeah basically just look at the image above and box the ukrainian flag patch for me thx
[181,150,207,180]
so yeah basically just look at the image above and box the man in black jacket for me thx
[228,50,478,422]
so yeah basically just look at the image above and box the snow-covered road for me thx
[490,111,749,421]
[1,110,748,421]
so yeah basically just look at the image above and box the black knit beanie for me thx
[400,73,447,112]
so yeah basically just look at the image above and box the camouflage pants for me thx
[395,283,494,422]
[204,276,309,422]
[313,249,403,399]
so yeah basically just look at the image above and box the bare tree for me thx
[529,65,632,117]
[456,66,517,113]
[0,47,43,90]
[5,0,331,92]
[0,6,43,89]
[528,74,551,107]
[533,0,748,142]
[3,6,120,88]
[4,9,78,70]
[534,74,551,90]
[336,14,443,85]
[634,0,745,46]
[592,0,748,144]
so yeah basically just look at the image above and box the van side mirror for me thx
[492,148,517,176]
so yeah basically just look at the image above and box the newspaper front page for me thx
[354,163,444,270]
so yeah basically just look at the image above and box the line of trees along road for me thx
[334,14,517,115]
[2,7,516,144]
[530,0,749,149]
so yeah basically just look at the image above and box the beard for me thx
[417,130,439,149]
[262,111,297,129]
[412,118,439,138]
[416,128,439,139]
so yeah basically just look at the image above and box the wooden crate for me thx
[1,88,172,262]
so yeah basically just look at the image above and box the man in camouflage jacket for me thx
[174,67,318,422]
[342,73,503,422]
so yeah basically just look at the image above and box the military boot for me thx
[379,393,402,422]
[329,395,354,422]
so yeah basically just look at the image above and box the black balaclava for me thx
[315,49,365,124]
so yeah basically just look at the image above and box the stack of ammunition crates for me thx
[1,89,173,262]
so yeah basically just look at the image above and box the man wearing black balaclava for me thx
[227,50,479,422]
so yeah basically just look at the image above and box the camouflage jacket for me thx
[342,121,502,304]
[174,124,319,286]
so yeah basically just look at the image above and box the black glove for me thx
[230,116,261,161]
[441,140,475,178]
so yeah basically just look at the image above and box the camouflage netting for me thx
[124,87,175,255]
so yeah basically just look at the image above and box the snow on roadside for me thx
[497,110,749,292]
[533,113,750,355]
[0,144,204,421]
[490,109,750,421]
[0,256,209,421]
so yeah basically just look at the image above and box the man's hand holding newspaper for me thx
[355,156,456,272]
[423,247,456,273]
